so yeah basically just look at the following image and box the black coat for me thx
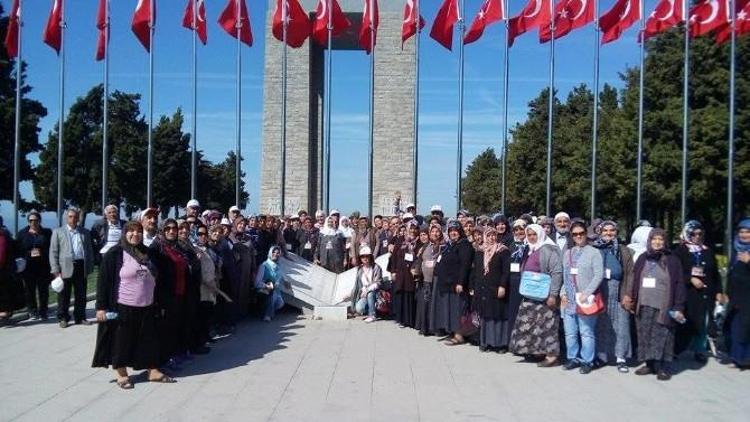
[16,226,52,274]
[96,245,158,312]
[470,248,511,320]
[728,260,750,344]
[387,237,419,293]
[673,244,721,346]
[435,238,473,293]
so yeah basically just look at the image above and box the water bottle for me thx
[668,310,686,324]
[105,312,118,321]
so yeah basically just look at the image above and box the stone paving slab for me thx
[1,302,749,422]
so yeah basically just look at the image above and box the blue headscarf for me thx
[733,219,750,264]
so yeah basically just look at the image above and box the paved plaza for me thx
[1,303,749,422]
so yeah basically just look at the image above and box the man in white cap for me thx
[553,212,572,251]
[91,204,126,258]
[314,210,326,229]
[405,203,416,215]
[228,205,241,222]
[329,209,340,229]
[185,199,200,219]
[140,207,160,247]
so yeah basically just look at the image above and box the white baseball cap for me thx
[359,246,372,256]
[229,205,240,213]
[186,199,200,209]
[330,209,340,216]
[402,213,414,220]
[430,205,443,213]
[406,203,416,210]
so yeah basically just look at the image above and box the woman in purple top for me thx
[92,221,176,389]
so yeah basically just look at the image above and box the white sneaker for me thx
[364,317,375,323]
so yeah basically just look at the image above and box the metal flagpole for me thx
[281,0,288,217]
[590,0,601,219]
[367,0,375,218]
[680,0,690,226]
[146,0,155,208]
[12,0,23,234]
[324,0,333,212]
[57,2,67,225]
[500,0,510,215]
[545,0,555,216]
[412,0,421,211]
[636,0,645,222]
[726,0,737,258]
[235,0,242,207]
[190,0,198,199]
[456,0,466,213]
[102,0,110,210]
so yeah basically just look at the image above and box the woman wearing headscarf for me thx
[493,214,514,249]
[727,219,750,368]
[255,245,287,321]
[673,220,722,362]
[627,225,653,262]
[296,216,319,262]
[560,220,604,374]
[387,222,420,328]
[470,227,511,352]
[433,222,474,345]
[349,245,382,323]
[228,217,257,315]
[338,216,356,269]
[92,221,175,389]
[622,229,686,381]
[351,217,378,267]
[176,222,206,356]
[506,219,529,342]
[194,223,221,346]
[316,216,346,274]
[592,220,634,373]
[509,224,563,367]
[415,226,443,335]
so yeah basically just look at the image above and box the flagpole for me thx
[500,0,510,215]
[726,0,737,257]
[281,0,288,217]
[324,0,333,212]
[545,0,555,216]
[590,0,601,220]
[102,0,110,210]
[680,0,690,226]
[190,0,198,199]
[235,1,242,207]
[12,0,23,234]
[146,1,155,208]
[635,0,645,222]
[456,0,466,213]
[57,2,67,225]
[367,0,375,218]
[412,0,421,211]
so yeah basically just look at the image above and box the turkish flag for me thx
[716,0,750,44]
[132,0,154,52]
[464,0,505,45]
[312,0,352,46]
[182,0,208,45]
[600,0,641,44]
[689,0,730,38]
[96,0,107,61]
[44,0,64,53]
[540,0,594,42]
[218,0,253,46]
[4,0,20,58]
[643,0,683,41]
[402,0,426,47]
[359,0,379,54]
[272,0,312,48]
[430,0,460,50]
[508,0,551,47]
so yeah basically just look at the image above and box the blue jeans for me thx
[563,312,598,364]
[355,291,377,317]
[264,293,284,320]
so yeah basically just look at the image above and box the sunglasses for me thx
[197,232,208,236]
[165,226,178,231]
[571,231,587,237]
[28,219,40,223]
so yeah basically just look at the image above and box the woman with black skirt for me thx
[507,219,528,344]
[92,221,175,389]
[433,222,474,345]
[470,227,511,352]
[388,222,420,328]
[415,226,443,335]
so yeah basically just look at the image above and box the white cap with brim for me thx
[186,199,200,209]
[430,205,443,213]
[330,209,340,216]
[402,213,414,220]
[359,246,372,256]
[220,218,232,226]
[406,203,416,210]
[229,205,240,213]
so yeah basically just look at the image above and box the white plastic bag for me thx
[51,276,64,293]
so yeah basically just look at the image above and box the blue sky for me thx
[1,0,647,228]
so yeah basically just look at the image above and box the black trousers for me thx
[57,261,87,322]
[23,261,50,317]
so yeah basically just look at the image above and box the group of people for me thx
[0,198,749,388]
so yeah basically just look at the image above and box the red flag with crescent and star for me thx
[508,0,551,47]
[599,0,641,44]
[182,0,208,45]
[218,0,253,46]
[715,0,750,43]
[402,0,426,47]
[312,0,351,46]
[540,0,594,42]
[643,0,683,41]
[96,0,108,60]
[131,0,154,52]
[689,0,730,38]
[44,0,64,53]
[272,0,311,48]
[430,0,460,50]
[464,0,505,45]
[359,0,379,54]
[4,0,20,58]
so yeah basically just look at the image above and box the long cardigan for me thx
[673,243,722,332]
[435,237,474,293]
[96,245,158,312]
[562,245,604,298]
[623,252,687,327]
[470,248,511,320]
[728,259,750,344]
[349,265,383,310]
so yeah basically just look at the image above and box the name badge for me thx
[405,253,414,262]
[605,268,611,279]
[642,277,656,288]
[304,242,312,250]
[346,242,352,250]
[286,244,292,251]
[570,268,579,275]
[691,266,705,278]
[510,263,521,273]
[425,260,435,268]
[437,255,442,263]
[30,248,41,258]
[326,241,333,250]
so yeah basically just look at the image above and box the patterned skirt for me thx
[636,305,675,362]
[509,299,560,356]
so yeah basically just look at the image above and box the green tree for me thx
[197,151,249,212]
[461,148,501,214]
[151,109,191,214]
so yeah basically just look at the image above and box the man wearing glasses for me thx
[49,207,94,328]
[17,210,53,320]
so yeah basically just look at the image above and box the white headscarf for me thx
[525,223,555,252]
[338,216,355,238]
[320,216,337,236]
[627,226,653,262]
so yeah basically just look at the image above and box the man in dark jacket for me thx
[16,210,53,320]
[90,204,126,261]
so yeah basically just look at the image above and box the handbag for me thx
[519,271,552,301]
[569,252,605,316]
